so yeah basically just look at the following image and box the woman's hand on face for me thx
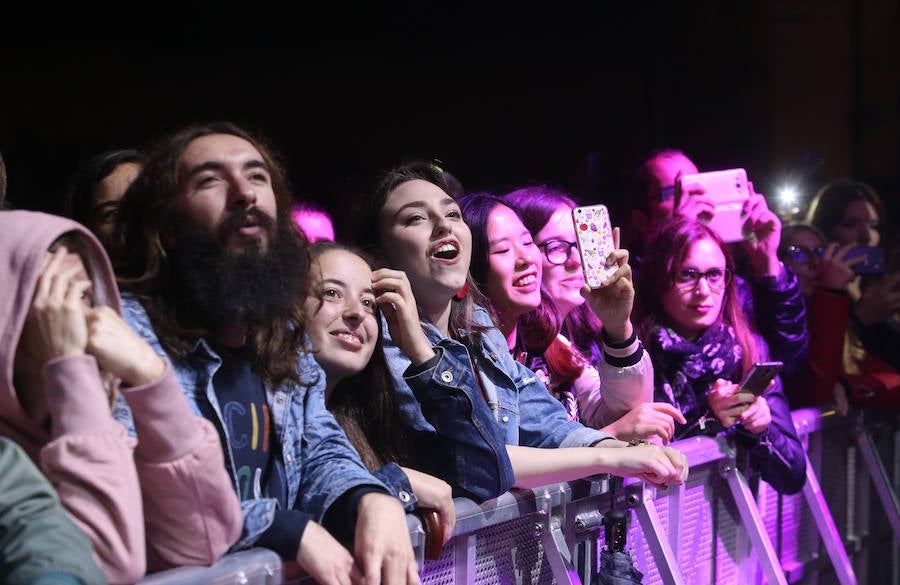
[85,306,167,387]
[707,379,757,429]
[582,228,636,341]
[400,467,456,544]
[371,268,436,365]
[22,247,91,362]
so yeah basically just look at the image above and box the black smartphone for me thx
[739,361,783,396]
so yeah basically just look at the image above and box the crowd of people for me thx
[0,122,897,585]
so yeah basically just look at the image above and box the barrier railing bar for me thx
[633,484,686,585]
[722,461,788,585]
[801,452,858,585]
[853,421,900,540]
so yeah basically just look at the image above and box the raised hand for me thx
[739,184,781,276]
[673,173,716,222]
[20,246,92,363]
[581,227,636,341]
[371,268,436,365]
[817,243,858,291]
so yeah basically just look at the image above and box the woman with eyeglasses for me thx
[777,223,900,412]
[634,216,806,494]
[500,187,685,442]
[805,180,900,373]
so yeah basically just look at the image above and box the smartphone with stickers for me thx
[572,204,617,289]
[679,168,751,243]
[739,361,783,396]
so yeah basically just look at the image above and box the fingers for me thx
[651,402,687,425]
[640,447,687,487]
[604,248,630,268]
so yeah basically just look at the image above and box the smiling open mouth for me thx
[514,274,537,287]
[432,242,459,260]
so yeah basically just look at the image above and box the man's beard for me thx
[172,208,305,328]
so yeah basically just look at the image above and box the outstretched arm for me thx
[506,441,688,491]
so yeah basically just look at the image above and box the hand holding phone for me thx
[842,246,886,275]
[679,168,751,243]
[738,361,783,396]
[572,204,617,289]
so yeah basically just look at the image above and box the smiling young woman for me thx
[354,161,690,494]
[633,216,807,495]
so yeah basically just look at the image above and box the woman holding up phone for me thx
[633,216,806,494]
[356,161,689,492]
[806,179,900,372]
[458,192,684,445]
[778,223,900,413]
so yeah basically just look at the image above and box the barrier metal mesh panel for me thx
[474,513,555,585]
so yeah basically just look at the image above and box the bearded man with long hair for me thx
[112,121,419,585]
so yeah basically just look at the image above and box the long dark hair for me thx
[462,190,587,387]
[308,241,408,470]
[115,121,310,387]
[456,192,509,319]
[806,179,887,244]
[356,160,488,342]
[633,216,758,374]
[63,148,146,227]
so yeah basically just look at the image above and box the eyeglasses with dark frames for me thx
[785,244,824,264]
[673,267,732,292]
[537,239,578,265]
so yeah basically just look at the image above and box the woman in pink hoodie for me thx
[0,210,242,584]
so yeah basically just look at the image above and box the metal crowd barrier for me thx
[138,407,899,585]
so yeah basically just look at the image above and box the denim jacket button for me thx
[398,490,411,503]
[276,396,285,404]
[440,370,453,383]
[502,416,509,423]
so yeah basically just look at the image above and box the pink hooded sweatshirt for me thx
[0,210,242,584]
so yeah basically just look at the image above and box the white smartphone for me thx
[572,204,617,289]
[738,361,783,396]
[679,168,751,243]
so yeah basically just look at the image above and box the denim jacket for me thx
[382,306,613,500]
[114,295,388,551]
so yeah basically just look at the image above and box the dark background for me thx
[2,1,898,242]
